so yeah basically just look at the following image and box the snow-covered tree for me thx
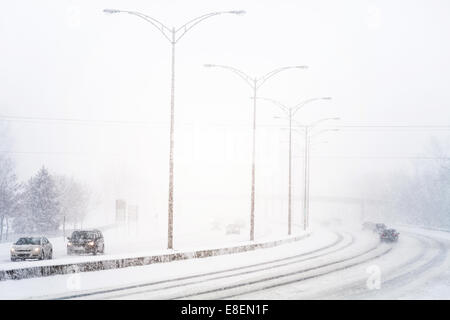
[14,166,61,233]
[0,157,20,240]
[55,175,91,229]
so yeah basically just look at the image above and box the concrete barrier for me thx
[0,232,310,281]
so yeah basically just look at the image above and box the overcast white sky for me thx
[1,0,450,233]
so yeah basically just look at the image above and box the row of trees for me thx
[0,157,91,240]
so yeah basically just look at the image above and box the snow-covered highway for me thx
[0,226,448,299]
[0,223,279,273]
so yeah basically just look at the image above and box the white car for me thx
[10,237,53,261]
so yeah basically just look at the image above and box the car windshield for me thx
[15,237,41,245]
[71,231,95,240]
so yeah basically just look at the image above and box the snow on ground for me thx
[252,226,450,300]
[117,229,379,300]
[0,220,288,271]
[0,227,334,299]
[0,225,448,299]
[394,227,450,300]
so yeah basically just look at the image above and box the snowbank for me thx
[0,231,310,281]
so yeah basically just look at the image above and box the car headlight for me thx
[33,247,40,253]
[67,242,72,246]
[10,248,15,253]
[88,241,95,246]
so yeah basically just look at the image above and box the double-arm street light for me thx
[104,9,246,249]
[204,64,308,240]
[256,97,332,235]
[303,119,340,229]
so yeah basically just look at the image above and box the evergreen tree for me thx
[14,166,61,233]
[0,157,20,240]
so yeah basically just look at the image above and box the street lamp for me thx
[256,97,332,235]
[303,119,340,230]
[204,64,308,240]
[104,9,245,250]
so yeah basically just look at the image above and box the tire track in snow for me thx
[99,232,355,300]
[172,241,390,300]
[282,228,448,300]
[351,231,448,299]
[382,233,447,287]
[305,231,430,299]
[51,231,346,300]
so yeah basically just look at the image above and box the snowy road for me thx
[0,226,448,299]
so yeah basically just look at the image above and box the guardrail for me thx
[0,232,310,281]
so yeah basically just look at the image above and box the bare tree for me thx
[55,175,92,230]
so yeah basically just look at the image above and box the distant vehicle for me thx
[210,219,222,231]
[374,223,387,234]
[67,229,105,255]
[380,229,399,242]
[362,222,374,230]
[10,237,53,261]
[363,222,387,234]
[225,224,241,235]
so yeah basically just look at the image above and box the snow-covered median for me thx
[0,229,310,281]
[0,229,339,299]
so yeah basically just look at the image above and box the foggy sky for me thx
[1,0,450,231]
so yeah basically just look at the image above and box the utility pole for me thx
[288,109,293,235]
[303,127,309,230]
[255,97,332,234]
[302,120,340,230]
[167,27,176,250]
[250,80,257,240]
[205,65,308,240]
[104,9,245,249]
[63,215,66,240]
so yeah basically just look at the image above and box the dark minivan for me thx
[67,229,105,255]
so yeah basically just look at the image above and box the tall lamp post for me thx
[103,9,246,249]
[303,120,340,229]
[255,97,332,235]
[204,64,308,240]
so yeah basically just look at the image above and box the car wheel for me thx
[11,257,16,262]
[48,250,53,260]
[40,250,45,260]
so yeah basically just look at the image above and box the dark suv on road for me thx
[380,229,399,242]
[67,229,105,255]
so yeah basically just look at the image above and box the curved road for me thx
[0,226,447,299]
